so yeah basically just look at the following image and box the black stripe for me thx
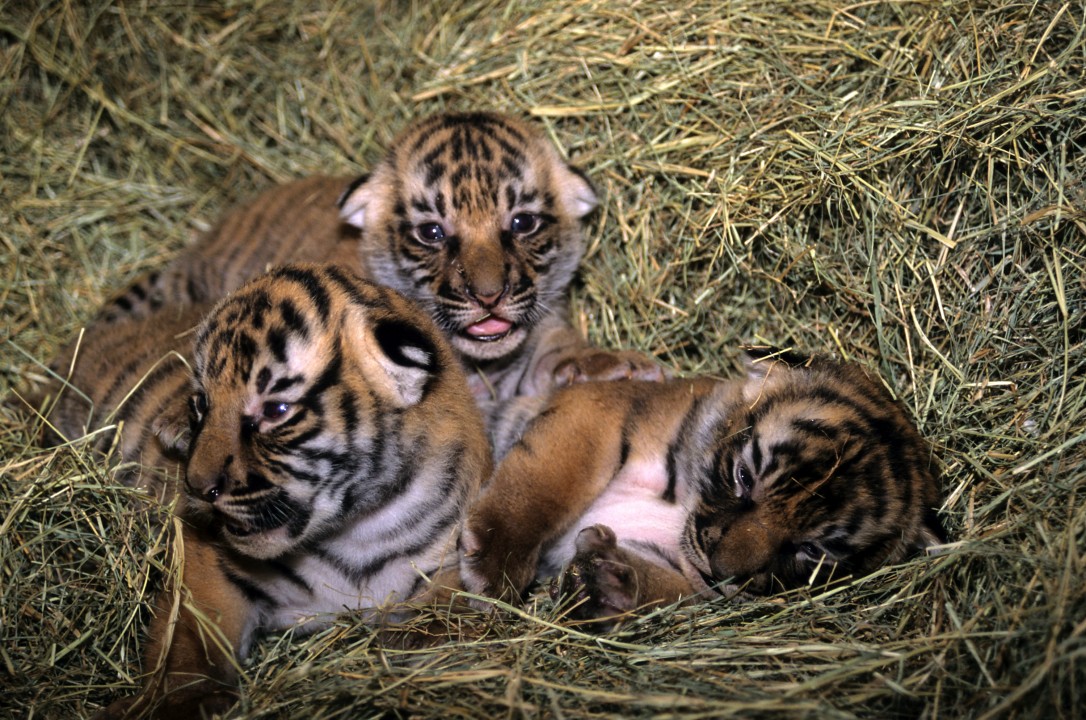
[664,440,680,503]
[185,276,200,304]
[256,367,272,394]
[269,266,332,323]
[266,328,288,363]
[223,563,276,607]
[266,559,313,595]
[336,174,369,209]
[269,375,304,393]
[278,299,309,339]
[302,349,343,401]
[324,264,383,310]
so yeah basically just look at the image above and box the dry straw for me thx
[2,0,1083,718]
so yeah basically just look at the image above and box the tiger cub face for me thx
[339,112,598,364]
[184,264,487,561]
[678,352,947,596]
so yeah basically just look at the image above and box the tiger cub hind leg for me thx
[96,522,248,720]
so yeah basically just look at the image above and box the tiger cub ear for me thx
[337,174,373,229]
[348,310,438,407]
[916,506,951,554]
[555,163,598,219]
[740,345,815,380]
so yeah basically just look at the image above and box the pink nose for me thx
[469,284,507,308]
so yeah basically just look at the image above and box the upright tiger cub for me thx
[462,349,948,627]
[43,265,491,719]
[98,111,662,404]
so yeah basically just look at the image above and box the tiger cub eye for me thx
[414,222,447,245]
[510,213,541,235]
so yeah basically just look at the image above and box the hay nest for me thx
[2,1,1083,717]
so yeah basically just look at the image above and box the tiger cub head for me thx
[184,264,485,560]
[680,349,948,596]
[338,111,598,364]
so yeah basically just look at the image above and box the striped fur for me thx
[44,265,490,718]
[39,305,206,494]
[462,350,947,626]
[96,112,662,406]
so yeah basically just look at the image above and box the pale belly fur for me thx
[538,455,687,579]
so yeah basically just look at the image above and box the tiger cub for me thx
[462,349,948,627]
[44,265,490,719]
[96,111,662,404]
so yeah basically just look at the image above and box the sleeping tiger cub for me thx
[42,265,490,719]
[96,111,662,404]
[462,348,948,627]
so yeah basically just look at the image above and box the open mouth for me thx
[464,314,515,342]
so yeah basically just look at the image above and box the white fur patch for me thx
[539,457,686,578]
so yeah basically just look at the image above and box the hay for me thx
[2,0,1084,717]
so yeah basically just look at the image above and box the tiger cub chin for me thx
[97,111,663,404]
[44,265,490,720]
[461,348,948,627]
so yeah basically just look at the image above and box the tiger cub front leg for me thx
[553,524,697,629]
[99,524,252,720]
[525,319,667,394]
[553,347,669,387]
[461,388,626,602]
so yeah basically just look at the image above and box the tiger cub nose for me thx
[468,283,508,309]
[186,473,227,503]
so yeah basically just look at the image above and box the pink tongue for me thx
[466,317,514,337]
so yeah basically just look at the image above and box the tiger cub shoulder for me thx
[95,111,663,404]
[45,264,489,718]
[462,349,947,625]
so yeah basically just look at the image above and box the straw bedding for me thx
[2,1,1083,717]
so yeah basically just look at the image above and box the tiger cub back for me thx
[95,111,662,405]
[99,175,358,323]
[462,349,947,625]
[46,264,489,718]
[36,306,208,493]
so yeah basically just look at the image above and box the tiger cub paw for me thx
[553,349,667,387]
[458,524,510,607]
[95,687,236,720]
[460,523,537,608]
[150,401,191,457]
[551,524,639,628]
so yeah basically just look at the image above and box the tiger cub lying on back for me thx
[462,349,947,626]
[43,265,490,719]
[96,111,662,404]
